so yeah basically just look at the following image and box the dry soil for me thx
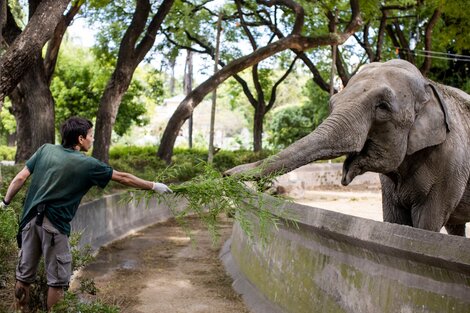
[72,216,250,313]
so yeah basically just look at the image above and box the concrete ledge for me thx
[224,194,470,313]
[274,163,380,197]
[71,193,175,250]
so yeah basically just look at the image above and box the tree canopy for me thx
[1,0,470,164]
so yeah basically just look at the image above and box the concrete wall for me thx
[222,195,470,313]
[274,163,380,197]
[71,193,175,250]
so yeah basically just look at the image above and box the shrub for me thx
[0,164,25,290]
[0,145,16,161]
[107,146,276,183]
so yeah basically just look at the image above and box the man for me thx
[0,117,172,312]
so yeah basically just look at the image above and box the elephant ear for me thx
[407,84,451,155]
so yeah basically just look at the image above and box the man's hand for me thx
[152,182,172,194]
[0,199,9,209]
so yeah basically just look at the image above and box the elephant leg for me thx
[380,177,412,225]
[411,207,444,232]
[383,206,412,225]
[444,224,466,237]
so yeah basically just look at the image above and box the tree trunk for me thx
[92,0,174,163]
[420,8,441,76]
[9,55,55,162]
[92,69,132,163]
[0,0,70,101]
[3,2,57,162]
[253,106,264,152]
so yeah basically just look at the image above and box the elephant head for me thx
[226,59,450,185]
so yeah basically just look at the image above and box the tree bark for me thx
[157,0,362,162]
[9,55,55,162]
[3,1,58,162]
[253,106,265,152]
[92,0,174,163]
[44,0,82,83]
[0,0,70,101]
[93,66,134,163]
[420,8,441,76]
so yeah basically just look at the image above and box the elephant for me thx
[226,59,470,236]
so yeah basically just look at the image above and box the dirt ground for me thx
[72,187,385,313]
[0,186,384,312]
[294,186,383,222]
[72,216,250,313]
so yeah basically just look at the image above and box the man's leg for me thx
[47,286,64,311]
[15,218,42,312]
[42,217,71,311]
[14,280,30,311]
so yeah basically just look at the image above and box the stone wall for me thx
[221,195,470,313]
[274,163,380,197]
[71,193,175,249]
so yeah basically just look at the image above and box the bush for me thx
[0,146,16,161]
[108,146,275,183]
[0,164,25,289]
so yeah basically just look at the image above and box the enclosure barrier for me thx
[71,193,175,249]
[68,190,470,313]
[221,194,470,313]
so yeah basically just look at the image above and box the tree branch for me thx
[236,0,257,50]
[375,9,388,61]
[162,30,206,54]
[267,56,298,110]
[392,19,414,63]
[254,7,331,92]
[44,0,83,84]
[420,7,441,76]
[256,0,304,35]
[119,0,150,62]
[136,0,175,62]
[0,0,70,102]
[182,29,258,105]
[157,0,362,162]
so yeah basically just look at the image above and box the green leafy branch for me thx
[122,161,297,244]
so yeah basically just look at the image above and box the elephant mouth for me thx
[341,152,362,186]
[341,139,373,186]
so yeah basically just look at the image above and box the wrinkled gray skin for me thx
[226,59,470,236]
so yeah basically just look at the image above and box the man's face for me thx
[78,128,94,152]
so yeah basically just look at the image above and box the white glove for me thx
[152,182,172,194]
[0,199,9,209]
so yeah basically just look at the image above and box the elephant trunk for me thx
[225,105,371,178]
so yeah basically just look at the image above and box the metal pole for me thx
[329,8,338,97]
[208,12,223,164]
[185,50,194,149]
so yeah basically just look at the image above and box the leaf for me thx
[122,161,297,245]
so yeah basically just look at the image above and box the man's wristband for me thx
[2,199,10,206]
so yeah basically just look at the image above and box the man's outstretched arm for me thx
[111,170,172,193]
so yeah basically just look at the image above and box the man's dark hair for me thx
[60,117,93,148]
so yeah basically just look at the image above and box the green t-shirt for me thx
[20,144,113,235]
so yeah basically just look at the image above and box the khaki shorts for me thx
[16,216,72,287]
